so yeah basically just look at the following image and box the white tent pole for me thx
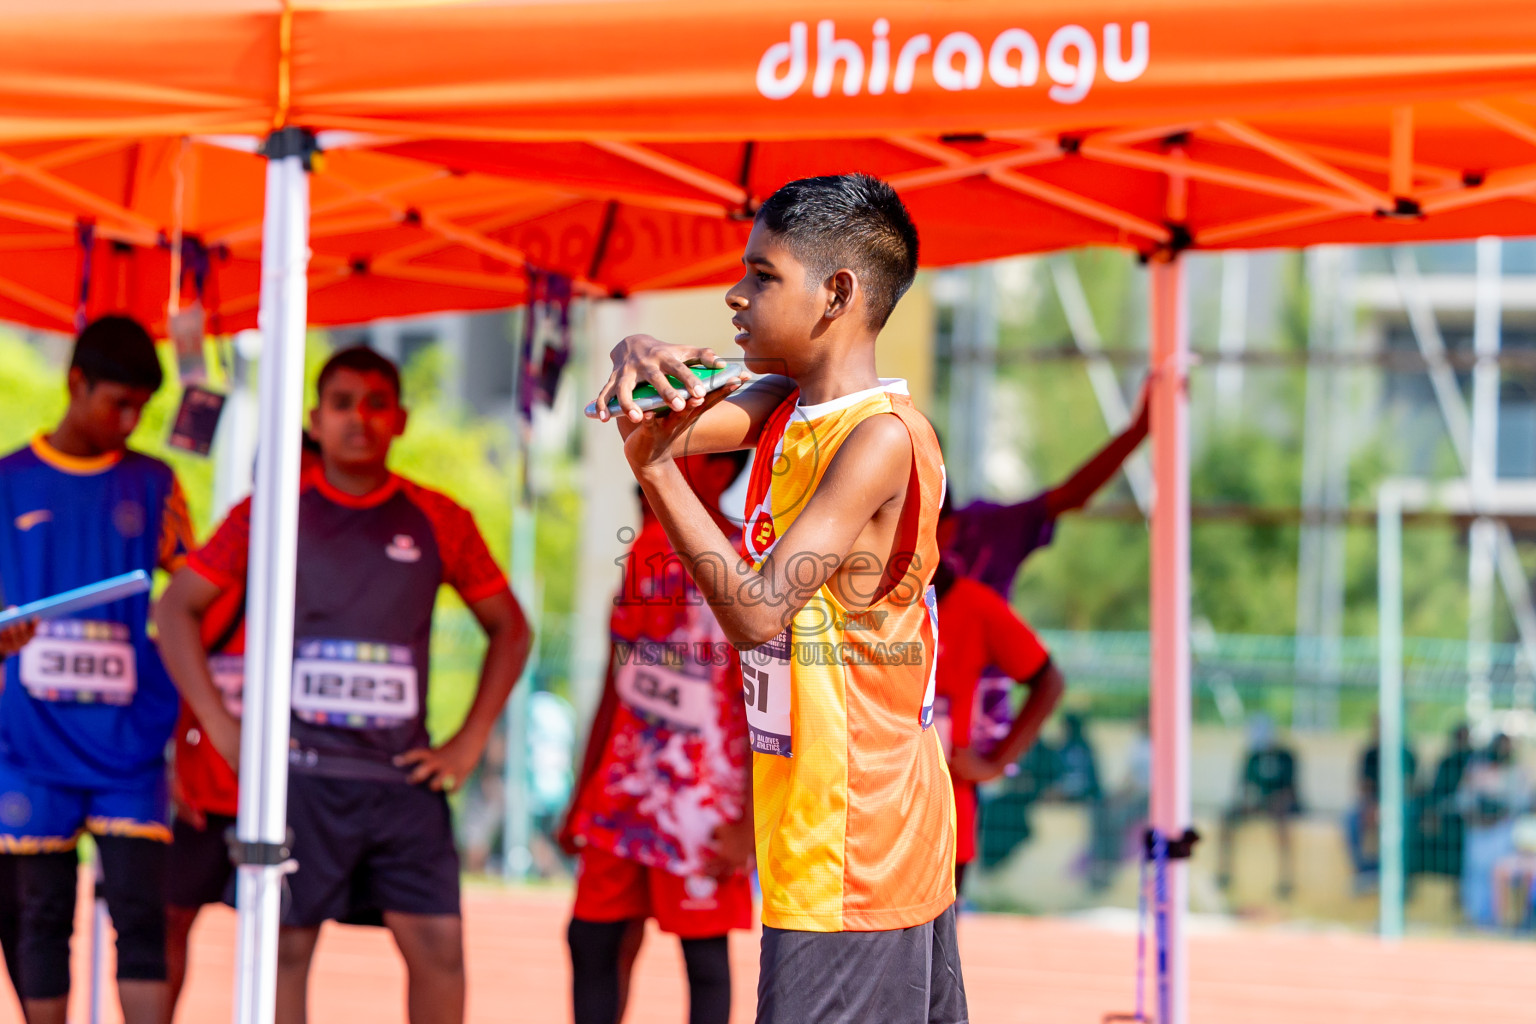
[233,129,313,1024]
[1148,254,1190,1024]
[1377,482,1406,940]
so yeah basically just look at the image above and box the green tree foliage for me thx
[975,250,1483,644]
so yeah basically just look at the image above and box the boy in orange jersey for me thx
[592,174,964,1024]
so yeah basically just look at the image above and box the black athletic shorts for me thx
[283,774,460,928]
[166,813,237,910]
[756,903,968,1024]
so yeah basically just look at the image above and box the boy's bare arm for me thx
[398,589,530,791]
[1044,379,1150,516]
[0,616,35,659]
[630,408,914,648]
[155,568,241,768]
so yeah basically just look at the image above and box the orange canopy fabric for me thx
[0,136,749,334]
[2,0,1536,332]
[4,1,1535,143]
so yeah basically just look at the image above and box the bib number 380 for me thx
[19,621,136,705]
[740,628,792,757]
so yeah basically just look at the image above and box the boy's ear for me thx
[393,406,409,437]
[824,268,859,322]
[308,406,321,433]
[66,366,89,399]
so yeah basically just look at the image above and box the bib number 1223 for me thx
[291,638,419,729]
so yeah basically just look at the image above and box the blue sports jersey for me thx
[0,436,192,790]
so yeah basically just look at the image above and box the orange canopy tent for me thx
[4,4,1536,1023]
[0,136,751,335]
[5,0,1536,258]
[6,0,1536,323]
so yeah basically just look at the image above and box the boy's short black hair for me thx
[70,315,163,392]
[316,346,401,403]
[754,173,919,329]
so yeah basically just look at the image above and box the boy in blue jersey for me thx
[0,315,195,1024]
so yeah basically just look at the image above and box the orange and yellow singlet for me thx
[740,380,956,932]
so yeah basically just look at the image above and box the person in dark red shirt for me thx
[157,347,531,1024]
[930,561,1064,892]
[932,384,1147,873]
[559,452,753,1024]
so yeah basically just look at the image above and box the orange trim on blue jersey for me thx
[159,477,195,574]
[86,816,172,844]
[29,434,123,476]
[0,830,83,854]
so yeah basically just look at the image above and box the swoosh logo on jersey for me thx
[14,510,52,531]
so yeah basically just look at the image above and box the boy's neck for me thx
[791,344,883,407]
[321,457,392,497]
[46,415,116,459]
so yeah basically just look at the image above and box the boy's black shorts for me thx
[283,774,460,928]
[166,813,237,910]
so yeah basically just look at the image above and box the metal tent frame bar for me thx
[1377,478,1536,940]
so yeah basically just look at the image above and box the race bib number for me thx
[614,650,714,731]
[19,620,136,704]
[740,628,792,757]
[920,586,939,730]
[291,638,419,730]
[209,654,244,717]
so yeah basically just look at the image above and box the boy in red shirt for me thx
[561,452,754,1024]
[930,560,1064,892]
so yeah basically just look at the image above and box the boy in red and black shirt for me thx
[157,347,530,1024]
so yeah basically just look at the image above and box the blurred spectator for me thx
[1088,712,1151,892]
[1217,714,1301,900]
[1052,713,1102,804]
[976,733,1060,870]
[1409,724,1473,883]
[1346,718,1418,893]
[1458,733,1530,927]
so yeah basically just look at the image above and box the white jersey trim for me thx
[795,379,909,420]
